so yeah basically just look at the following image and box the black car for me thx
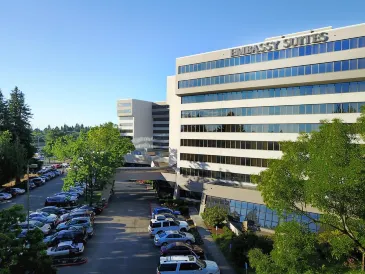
[45,196,76,207]
[38,206,69,217]
[43,229,88,247]
[160,242,205,259]
[31,178,44,187]
[4,188,18,197]
[77,205,103,215]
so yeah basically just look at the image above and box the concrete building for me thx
[167,23,365,232]
[117,99,170,165]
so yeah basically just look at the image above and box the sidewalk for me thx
[189,207,236,274]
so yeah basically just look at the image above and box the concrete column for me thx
[173,183,180,199]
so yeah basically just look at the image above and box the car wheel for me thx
[180,228,187,232]
[186,240,192,245]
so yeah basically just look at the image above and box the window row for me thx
[153,130,169,134]
[119,129,133,133]
[153,117,169,121]
[182,81,365,104]
[154,135,169,140]
[181,123,322,133]
[153,142,168,147]
[119,123,133,126]
[180,139,281,151]
[119,117,133,121]
[178,36,365,74]
[152,110,169,116]
[206,196,320,232]
[152,104,169,109]
[118,103,131,107]
[154,123,169,128]
[180,153,269,168]
[181,102,364,118]
[117,109,131,113]
[178,58,365,89]
[180,167,252,183]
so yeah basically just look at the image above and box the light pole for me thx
[26,163,30,230]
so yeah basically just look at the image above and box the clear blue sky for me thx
[0,0,364,129]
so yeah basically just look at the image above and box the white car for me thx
[157,255,220,274]
[17,220,52,235]
[11,188,26,194]
[154,230,195,247]
[46,241,84,257]
[148,218,189,236]
[0,193,12,200]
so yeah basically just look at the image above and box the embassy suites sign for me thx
[231,32,329,57]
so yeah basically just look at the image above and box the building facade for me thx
[167,23,365,232]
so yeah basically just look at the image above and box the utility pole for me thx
[27,163,30,230]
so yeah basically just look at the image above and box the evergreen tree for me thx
[0,89,10,132]
[8,86,35,160]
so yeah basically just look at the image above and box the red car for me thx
[52,164,62,169]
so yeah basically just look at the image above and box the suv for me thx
[152,208,181,219]
[149,218,189,236]
[157,255,220,274]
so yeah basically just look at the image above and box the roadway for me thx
[59,181,160,274]
[0,175,64,212]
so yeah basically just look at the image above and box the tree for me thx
[8,86,35,160]
[0,205,55,273]
[201,206,227,227]
[0,131,15,184]
[252,118,365,269]
[60,123,134,205]
[249,222,325,274]
[0,89,10,132]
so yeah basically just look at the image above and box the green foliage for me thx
[0,205,55,273]
[201,205,228,227]
[178,205,189,215]
[60,122,134,205]
[252,117,365,262]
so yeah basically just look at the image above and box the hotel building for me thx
[166,23,365,232]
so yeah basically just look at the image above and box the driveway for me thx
[59,180,160,274]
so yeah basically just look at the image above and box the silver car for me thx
[154,230,195,247]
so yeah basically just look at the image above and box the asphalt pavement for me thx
[0,175,64,212]
[58,180,160,274]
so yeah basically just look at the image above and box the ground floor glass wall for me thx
[205,195,320,232]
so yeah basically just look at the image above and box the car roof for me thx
[164,230,180,235]
[154,207,170,211]
[160,255,196,263]
[150,217,174,224]
[58,241,73,246]
[71,217,90,221]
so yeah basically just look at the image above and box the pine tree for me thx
[0,89,10,132]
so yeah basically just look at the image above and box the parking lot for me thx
[0,175,64,211]
[58,180,160,274]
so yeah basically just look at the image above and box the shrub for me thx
[201,206,228,227]
[189,227,204,245]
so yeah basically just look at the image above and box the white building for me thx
[166,23,365,232]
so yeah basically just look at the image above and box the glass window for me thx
[327,41,334,52]
[299,46,305,56]
[273,51,279,60]
[342,39,350,50]
[312,64,318,74]
[267,70,273,79]
[286,48,292,58]
[350,38,358,49]
[262,52,268,62]
[292,66,298,76]
[305,45,312,55]
[298,66,305,76]
[326,62,333,73]
[319,43,326,53]
[305,65,311,75]
[279,68,285,78]
[342,60,349,71]
[279,50,286,59]
[292,47,299,57]
[312,44,319,54]
[359,58,365,69]
[334,61,341,72]
[285,67,291,77]
[334,40,342,51]
[359,37,365,48]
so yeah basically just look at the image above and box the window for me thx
[158,263,177,271]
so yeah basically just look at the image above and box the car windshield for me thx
[158,209,171,214]
[196,258,206,268]
[158,231,166,237]
[179,232,186,237]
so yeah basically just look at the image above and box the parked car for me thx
[160,242,205,259]
[40,175,50,182]
[76,204,103,215]
[68,188,83,197]
[59,211,94,224]
[31,178,45,187]
[4,188,18,197]
[152,207,181,219]
[53,193,78,202]
[29,182,36,190]
[15,220,52,235]
[56,217,94,237]
[29,211,59,227]
[157,255,220,274]
[43,229,88,246]
[0,193,12,200]
[154,230,195,247]
[46,241,84,257]
[12,188,26,195]
[148,218,189,236]
[44,196,76,207]
[154,213,179,221]
[38,206,69,216]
